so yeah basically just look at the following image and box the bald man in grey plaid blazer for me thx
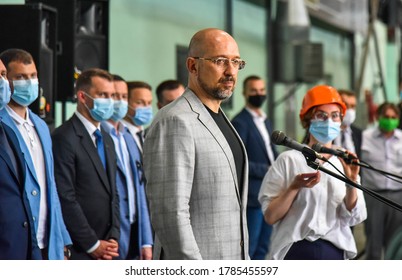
[143,28,249,260]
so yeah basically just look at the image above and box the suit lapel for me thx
[103,129,116,192]
[72,115,111,193]
[184,91,243,204]
[243,109,269,161]
[123,130,142,185]
[29,112,51,185]
[0,123,21,183]
[0,109,39,185]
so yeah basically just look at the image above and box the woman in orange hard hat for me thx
[258,85,367,260]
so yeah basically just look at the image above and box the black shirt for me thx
[205,106,245,195]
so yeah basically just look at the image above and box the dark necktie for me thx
[94,129,106,169]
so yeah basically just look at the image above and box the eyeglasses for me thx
[193,57,246,70]
[313,110,342,122]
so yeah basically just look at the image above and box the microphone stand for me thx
[351,161,402,181]
[302,152,402,212]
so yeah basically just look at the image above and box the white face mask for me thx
[342,109,356,126]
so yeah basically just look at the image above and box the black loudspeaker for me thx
[0,3,57,126]
[27,0,109,102]
[295,43,323,83]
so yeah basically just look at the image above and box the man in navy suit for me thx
[232,75,278,260]
[0,50,71,260]
[52,68,120,260]
[0,59,41,259]
[102,74,153,260]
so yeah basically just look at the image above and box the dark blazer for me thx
[351,124,362,159]
[0,121,41,260]
[232,108,278,208]
[52,114,120,260]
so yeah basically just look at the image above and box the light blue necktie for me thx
[94,129,106,169]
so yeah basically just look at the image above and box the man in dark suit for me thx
[0,122,41,259]
[334,89,362,158]
[0,52,71,260]
[52,68,120,260]
[0,59,41,259]
[232,75,278,260]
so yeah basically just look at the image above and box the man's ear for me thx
[76,90,86,103]
[186,57,198,74]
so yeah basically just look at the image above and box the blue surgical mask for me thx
[0,76,11,110]
[12,78,39,106]
[84,92,114,122]
[132,106,153,126]
[111,100,128,121]
[309,119,341,144]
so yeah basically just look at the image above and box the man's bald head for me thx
[188,28,237,58]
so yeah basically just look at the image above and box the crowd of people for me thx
[1,27,402,260]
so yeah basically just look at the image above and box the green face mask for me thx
[378,117,400,132]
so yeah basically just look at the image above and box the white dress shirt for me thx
[121,119,143,152]
[6,105,48,249]
[245,107,275,164]
[75,111,100,146]
[361,126,402,191]
[258,149,367,260]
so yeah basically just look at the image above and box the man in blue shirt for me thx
[102,74,153,259]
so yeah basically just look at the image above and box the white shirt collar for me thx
[245,106,266,119]
[121,119,141,134]
[75,110,100,136]
[6,105,34,127]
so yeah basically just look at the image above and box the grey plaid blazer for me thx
[143,89,249,260]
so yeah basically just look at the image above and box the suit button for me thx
[240,240,244,247]
[23,221,28,228]
[32,216,36,222]
[32,190,38,196]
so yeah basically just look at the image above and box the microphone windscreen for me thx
[271,130,286,145]
[312,143,323,152]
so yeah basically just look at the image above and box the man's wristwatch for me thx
[64,246,72,259]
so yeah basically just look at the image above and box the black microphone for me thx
[312,142,357,161]
[271,130,325,161]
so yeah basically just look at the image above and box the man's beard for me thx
[198,76,236,101]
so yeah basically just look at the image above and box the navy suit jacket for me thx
[52,114,120,259]
[0,108,70,259]
[0,120,41,259]
[232,108,278,207]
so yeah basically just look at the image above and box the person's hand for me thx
[140,247,152,260]
[90,239,119,260]
[338,152,360,183]
[63,246,71,260]
[289,171,321,190]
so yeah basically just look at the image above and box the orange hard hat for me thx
[299,84,347,120]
